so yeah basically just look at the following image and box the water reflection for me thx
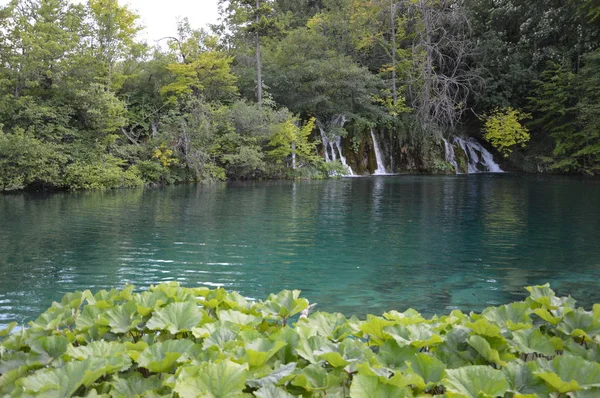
[1,175,600,325]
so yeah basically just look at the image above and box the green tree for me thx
[482,108,531,157]
[269,117,320,169]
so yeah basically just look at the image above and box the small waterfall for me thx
[443,138,458,172]
[446,137,503,174]
[371,130,388,175]
[317,117,355,176]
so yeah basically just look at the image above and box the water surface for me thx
[1,175,599,325]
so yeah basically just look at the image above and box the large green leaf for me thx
[511,328,558,356]
[444,365,509,398]
[31,335,69,359]
[359,315,396,343]
[109,373,163,397]
[482,302,532,331]
[173,360,248,398]
[134,291,169,317]
[467,335,505,366]
[147,302,204,334]
[503,361,551,396]
[218,309,262,327]
[298,312,353,341]
[349,372,411,397]
[17,358,115,397]
[291,363,343,392]
[247,362,297,389]
[259,290,309,321]
[557,308,600,342]
[100,301,143,334]
[240,338,287,368]
[254,385,295,398]
[407,353,446,387]
[137,340,195,373]
[376,339,419,371]
[384,324,443,348]
[536,354,600,392]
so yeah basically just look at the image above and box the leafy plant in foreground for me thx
[1,283,600,397]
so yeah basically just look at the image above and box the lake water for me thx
[1,175,599,326]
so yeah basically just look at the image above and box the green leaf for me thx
[218,309,262,327]
[376,340,419,370]
[260,290,309,320]
[557,308,600,342]
[254,385,295,398]
[482,302,532,330]
[0,322,16,338]
[407,353,446,386]
[240,338,287,368]
[173,360,248,398]
[100,301,143,334]
[444,365,509,398]
[299,312,352,341]
[109,373,162,397]
[349,372,411,397]
[536,372,581,393]
[17,358,114,397]
[503,361,551,396]
[247,363,297,388]
[32,335,69,359]
[384,324,443,348]
[465,319,503,339]
[147,302,204,334]
[359,315,396,343]
[291,363,342,392]
[536,354,600,391]
[511,328,558,356]
[138,340,195,373]
[467,335,505,366]
[134,291,168,316]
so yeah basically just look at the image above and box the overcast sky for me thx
[0,0,221,43]
[124,0,221,43]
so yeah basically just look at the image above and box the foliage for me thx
[2,283,600,396]
[269,117,321,168]
[482,108,532,157]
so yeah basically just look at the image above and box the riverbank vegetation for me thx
[1,0,600,191]
[1,283,600,396]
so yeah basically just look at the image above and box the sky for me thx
[123,0,221,43]
[0,0,221,43]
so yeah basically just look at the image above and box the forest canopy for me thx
[1,0,599,191]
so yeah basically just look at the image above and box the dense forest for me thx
[1,0,599,191]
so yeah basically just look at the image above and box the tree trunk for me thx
[256,0,263,105]
[391,0,398,105]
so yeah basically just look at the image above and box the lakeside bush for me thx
[1,283,599,397]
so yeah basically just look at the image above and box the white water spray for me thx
[444,137,503,174]
[371,130,389,175]
[317,116,355,176]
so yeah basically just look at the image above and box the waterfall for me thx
[317,116,355,176]
[445,137,503,174]
[443,138,458,172]
[371,130,389,175]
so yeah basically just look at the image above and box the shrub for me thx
[1,283,599,397]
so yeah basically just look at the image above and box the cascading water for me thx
[443,138,458,172]
[317,116,355,176]
[371,130,389,175]
[444,137,503,174]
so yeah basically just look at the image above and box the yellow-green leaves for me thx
[146,302,205,334]
[444,366,510,398]
[3,282,600,397]
[482,107,532,157]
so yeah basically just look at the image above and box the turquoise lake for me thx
[1,174,599,326]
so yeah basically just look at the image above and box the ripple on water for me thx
[1,175,600,325]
